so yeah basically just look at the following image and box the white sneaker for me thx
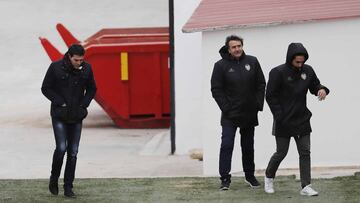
[264,177,274,194]
[300,184,319,196]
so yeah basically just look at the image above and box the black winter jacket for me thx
[211,45,266,127]
[266,43,330,137]
[41,54,97,123]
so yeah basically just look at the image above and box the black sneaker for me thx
[48,177,58,195]
[220,178,231,191]
[245,176,260,188]
[64,188,76,198]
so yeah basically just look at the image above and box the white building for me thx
[177,0,360,175]
[174,0,202,154]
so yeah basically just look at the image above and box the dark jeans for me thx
[219,125,255,180]
[51,117,82,189]
[265,135,311,188]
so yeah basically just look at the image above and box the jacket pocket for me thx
[67,106,88,122]
[225,98,243,118]
[77,106,88,120]
[53,106,68,121]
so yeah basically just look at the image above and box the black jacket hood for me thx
[219,45,230,59]
[286,43,309,64]
[219,45,246,60]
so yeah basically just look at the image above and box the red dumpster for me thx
[39,24,170,128]
[56,23,169,47]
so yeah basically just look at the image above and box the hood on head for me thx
[219,45,230,59]
[286,43,309,64]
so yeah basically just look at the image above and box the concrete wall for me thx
[174,0,202,154]
[200,18,360,175]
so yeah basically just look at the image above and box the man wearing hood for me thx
[264,43,329,196]
[211,35,266,190]
[41,44,97,198]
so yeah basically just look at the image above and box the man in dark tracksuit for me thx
[211,35,266,190]
[41,44,97,198]
[264,43,329,196]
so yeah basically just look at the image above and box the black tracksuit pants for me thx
[265,134,311,188]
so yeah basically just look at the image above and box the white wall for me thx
[174,0,202,154]
[201,18,360,175]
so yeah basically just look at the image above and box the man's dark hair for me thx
[225,35,243,48]
[68,44,85,57]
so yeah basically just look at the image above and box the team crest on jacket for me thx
[301,73,307,80]
[245,64,251,71]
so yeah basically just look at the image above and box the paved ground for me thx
[0,102,203,179]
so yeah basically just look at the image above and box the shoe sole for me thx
[265,189,275,194]
[220,187,229,191]
[300,192,318,196]
[244,180,260,188]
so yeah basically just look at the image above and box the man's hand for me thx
[317,89,327,101]
[61,103,67,107]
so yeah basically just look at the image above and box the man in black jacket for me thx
[211,35,266,190]
[41,44,97,198]
[264,43,329,196]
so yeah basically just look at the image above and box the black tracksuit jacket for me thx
[266,43,330,137]
[211,45,266,127]
[41,54,97,123]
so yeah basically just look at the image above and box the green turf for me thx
[0,173,359,203]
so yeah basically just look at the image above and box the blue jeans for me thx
[50,118,82,189]
[219,125,255,180]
